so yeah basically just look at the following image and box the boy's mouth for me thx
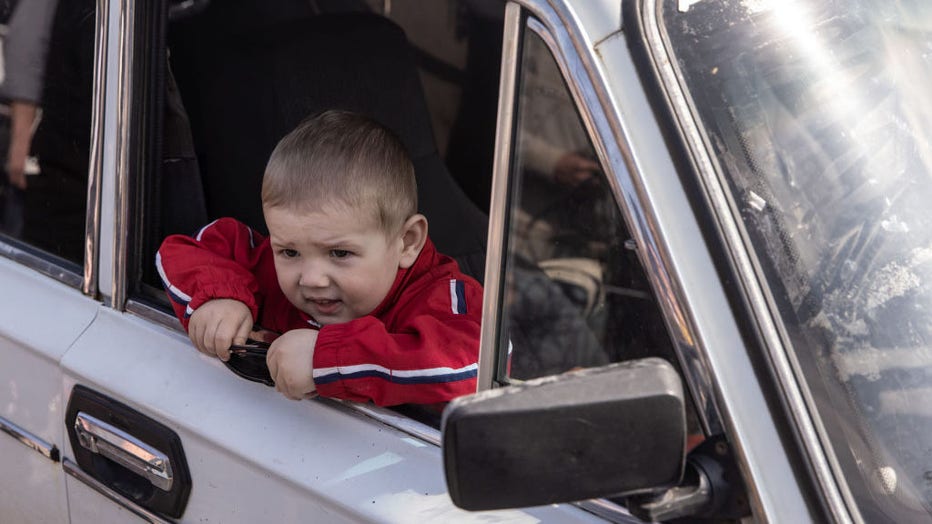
[310,298,342,315]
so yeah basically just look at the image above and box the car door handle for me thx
[66,386,191,518]
[74,411,174,491]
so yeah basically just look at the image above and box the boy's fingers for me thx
[282,381,302,400]
[191,320,209,355]
[187,318,201,349]
[271,364,303,400]
[202,317,218,355]
[213,318,233,361]
[233,315,252,347]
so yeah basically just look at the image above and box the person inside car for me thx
[156,110,482,406]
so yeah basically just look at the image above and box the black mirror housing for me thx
[442,357,686,511]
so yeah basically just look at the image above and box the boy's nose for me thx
[298,263,330,288]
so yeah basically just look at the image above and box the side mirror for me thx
[442,357,686,511]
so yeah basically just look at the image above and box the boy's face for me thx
[264,204,406,325]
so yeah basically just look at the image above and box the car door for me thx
[52,1,609,522]
[0,0,101,522]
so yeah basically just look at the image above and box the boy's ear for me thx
[398,214,428,269]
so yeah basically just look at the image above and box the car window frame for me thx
[480,0,723,436]
[116,0,456,451]
[476,2,718,522]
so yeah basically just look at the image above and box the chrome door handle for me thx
[74,412,174,491]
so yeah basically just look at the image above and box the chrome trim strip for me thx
[63,458,173,524]
[335,400,442,447]
[638,1,854,522]
[110,0,135,311]
[0,241,83,288]
[0,414,60,462]
[514,0,723,435]
[126,299,186,332]
[84,0,110,297]
[478,2,523,392]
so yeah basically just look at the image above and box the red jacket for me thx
[156,217,482,406]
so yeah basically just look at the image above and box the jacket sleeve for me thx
[155,218,266,331]
[312,279,482,406]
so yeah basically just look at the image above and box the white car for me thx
[3,0,931,522]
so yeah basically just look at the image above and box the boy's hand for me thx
[267,329,318,400]
[187,299,253,361]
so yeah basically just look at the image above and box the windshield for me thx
[658,0,932,520]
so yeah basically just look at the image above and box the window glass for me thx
[659,0,932,520]
[497,27,677,383]
[0,0,96,267]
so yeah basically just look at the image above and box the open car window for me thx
[127,2,503,428]
[133,1,498,310]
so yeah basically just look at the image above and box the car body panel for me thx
[0,257,97,523]
[66,478,149,524]
[57,305,605,522]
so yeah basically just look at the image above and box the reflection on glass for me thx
[498,30,674,383]
[662,0,932,519]
[0,0,94,266]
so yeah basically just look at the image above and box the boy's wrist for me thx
[190,286,258,320]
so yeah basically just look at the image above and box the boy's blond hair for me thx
[261,110,417,233]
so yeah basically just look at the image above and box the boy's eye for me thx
[280,249,299,258]
[330,249,351,259]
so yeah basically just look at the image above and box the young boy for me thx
[156,110,482,406]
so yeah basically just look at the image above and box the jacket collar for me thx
[368,237,438,318]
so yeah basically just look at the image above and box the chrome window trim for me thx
[332,400,442,447]
[126,299,185,332]
[478,2,523,392]
[83,0,110,297]
[63,458,172,524]
[109,0,135,311]
[490,0,724,436]
[637,0,854,522]
[0,242,83,288]
[0,414,60,462]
